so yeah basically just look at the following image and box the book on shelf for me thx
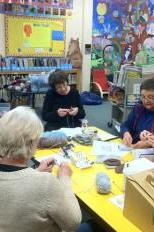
[68,74,76,85]
[126,94,140,107]
[117,65,142,88]
[23,58,29,69]
[0,57,74,72]
[18,58,24,69]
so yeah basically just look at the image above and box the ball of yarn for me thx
[96,172,111,194]
[38,131,68,148]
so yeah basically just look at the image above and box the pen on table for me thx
[104,136,119,142]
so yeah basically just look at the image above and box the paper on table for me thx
[53,127,82,137]
[123,158,154,176]
[132,148,154,159]
[109,194,124,209]
[54,127,118,141]
[93,141,129,161]
[35,153,71,166]
[97,131,118,141]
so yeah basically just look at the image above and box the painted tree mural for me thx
[92,0,154,77]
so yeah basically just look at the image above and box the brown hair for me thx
[48,70,69,88]
[140,78,154,91]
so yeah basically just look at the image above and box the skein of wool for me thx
[96,172,111,194]
[38,131,68,148]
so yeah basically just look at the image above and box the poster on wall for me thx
[0,0,73,18]
[92,0,154,77]
[5,15,66,57]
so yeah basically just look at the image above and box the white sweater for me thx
[0,168,81,232]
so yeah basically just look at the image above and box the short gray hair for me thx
[140,78,154,91]
[0,106,43,160]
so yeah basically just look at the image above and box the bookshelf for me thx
[0,69,81,109]
[0,69,81,91]
[108,66,144,131]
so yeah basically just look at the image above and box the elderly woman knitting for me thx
[42,70,85,131]
[0,106,81,232]
[120,78,154,148]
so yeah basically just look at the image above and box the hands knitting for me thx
[123,132,133,147]
[57,163,72,177]
[140,130,154,147]
[57,107,78,117]
[37,158,54,172]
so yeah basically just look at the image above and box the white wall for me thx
[65,0,83,52]
[0,0,93,90]
[81,0,93,91]
[0,14,5,56]
[66,0,93,91]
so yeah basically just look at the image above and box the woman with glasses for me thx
[120,78,154,148]
[42,70,85,131]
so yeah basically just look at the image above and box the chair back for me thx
[92,69,109,91]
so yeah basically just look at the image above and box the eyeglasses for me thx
[141,94,154,101]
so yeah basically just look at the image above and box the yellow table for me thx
[35,129,141,232]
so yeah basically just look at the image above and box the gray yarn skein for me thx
[38,131,67,148]
[96,172,111,194]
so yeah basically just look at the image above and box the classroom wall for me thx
[66,0,83,51]
[81,0,93,92]
[66,0,91,91]
[0,0,93,91]
[91,1,154,76]
[66,0,93,91]
[0,14,5,56]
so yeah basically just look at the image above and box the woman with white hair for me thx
[0,106,81,232]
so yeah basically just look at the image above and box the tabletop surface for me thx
[35,128,141,232]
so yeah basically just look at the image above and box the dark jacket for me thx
[42,88,86,131]
[120,103,154,143]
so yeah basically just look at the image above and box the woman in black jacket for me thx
[42,70,86,131]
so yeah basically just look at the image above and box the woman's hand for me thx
[131,140,151,149]
[140,130,152,141]
[57,108,69,117]
[123,132,133,147]
[147,135,154,148]
[37,158,54,172]
[68,107,78,116]
[57,163,72,177]
[140,130,154,147]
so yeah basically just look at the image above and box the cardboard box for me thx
[123,169,154,232]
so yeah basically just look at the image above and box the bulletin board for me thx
[5,15,66,57]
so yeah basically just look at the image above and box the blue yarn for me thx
[41,131,66,139]
[96,172,111,194]
[39,131,68,148]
